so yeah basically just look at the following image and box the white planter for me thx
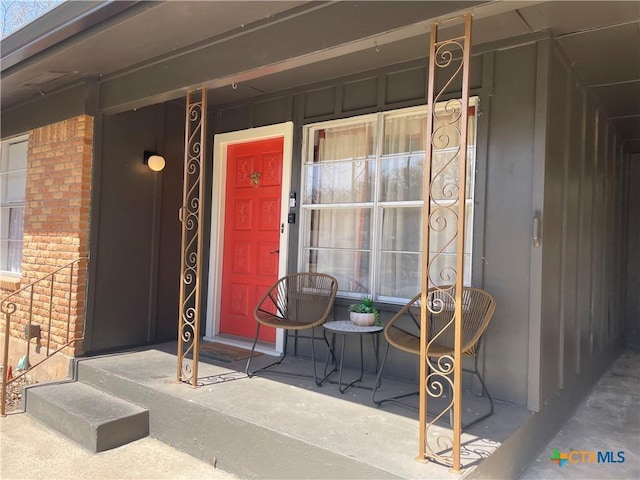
[349,312,376,326]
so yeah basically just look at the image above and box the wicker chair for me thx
[371,286,496,430]
[245,272,338,385]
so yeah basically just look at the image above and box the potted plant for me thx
[348,297,380,326]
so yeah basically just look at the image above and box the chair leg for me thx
[372,353,493,430]
[371,343,389,405]
[312,326,339,386]
[319,330,338,386]
[372,343,420,407]
[245,323,261,375]
[247,327,331,385]
[311,327,321,386]
[437,355,495,430]
[473,353,494,415]
[245,325,288,377]
[460,354,494,430]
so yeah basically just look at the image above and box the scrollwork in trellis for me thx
[423,286,457,465]
[177,90,206,386]
[422,17,471,471]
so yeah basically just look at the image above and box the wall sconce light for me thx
[143,151,166,172]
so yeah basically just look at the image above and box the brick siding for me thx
[1,115,93,357]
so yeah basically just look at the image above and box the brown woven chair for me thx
[245,272,338,385]
[371,286,496,429]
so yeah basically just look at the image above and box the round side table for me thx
[322,320,383,393]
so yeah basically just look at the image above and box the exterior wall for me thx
[481,44,537,405]
[1,32,621,409]
[0,115,93,363]
[530,42,625,410]
[156,102,187,341]
[625,154,640,351]
[84,102,184,354]
[212,48,536,405]
[209,36,631,408]
[1,80,97,140]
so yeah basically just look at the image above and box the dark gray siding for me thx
[482,44,537,406]
[79,35,629,407]
[626,154,640,351]
[213,50,535,405]
[539,45,567,403]
[215,56,483,133]
[156,101,186,341]
[530,42,627,409]
[1,80,97,139]
[85,102,183,353]
[209,38,629,408]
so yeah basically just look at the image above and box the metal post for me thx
[418,22,437,464]
[419,14,473,473]
[177,87,207,387]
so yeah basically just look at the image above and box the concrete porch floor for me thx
[68,341,531,479]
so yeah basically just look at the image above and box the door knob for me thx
[249,172,261,186]
[270,249,280,254]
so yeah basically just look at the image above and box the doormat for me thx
[198,342,259,363]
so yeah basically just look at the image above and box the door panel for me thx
[220,137,283,341]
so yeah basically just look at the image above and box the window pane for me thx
[0,239,8,271]
[379,204,472,297]
[378,252,421,299]
[0,207,24,273]
[7,141,28,170]
[380,206,422,252]
[303,159,374,204]
[383,112,426,155]
[8,206,24,240]
[304,208,372,250]
[380,204,472,256]
[7,239,23,273]
[380,155,424,202]
[312,121,377,163]
[6,170,26,203]
[304,249,370,295]
[0,173,6,204]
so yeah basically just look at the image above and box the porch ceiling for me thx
[1,1,639,153]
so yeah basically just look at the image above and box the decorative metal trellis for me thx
[418,14,472,472]
[177,88,207,387]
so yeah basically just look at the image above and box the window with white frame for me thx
[0,135,28,274]
[300,98,478,303]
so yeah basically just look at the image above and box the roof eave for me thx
[1,0,144,73]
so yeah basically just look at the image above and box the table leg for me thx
[372,334,380,373]
[319,330,337,385]
[338,334,365,394]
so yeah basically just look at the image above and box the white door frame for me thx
[205,122,294,355]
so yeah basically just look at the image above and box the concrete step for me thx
[75,356,403,479]
[24,381,149,453]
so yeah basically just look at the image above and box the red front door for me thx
[219,137,283,342]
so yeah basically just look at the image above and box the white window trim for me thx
[0,134,29,277]
[299,99,478,304]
